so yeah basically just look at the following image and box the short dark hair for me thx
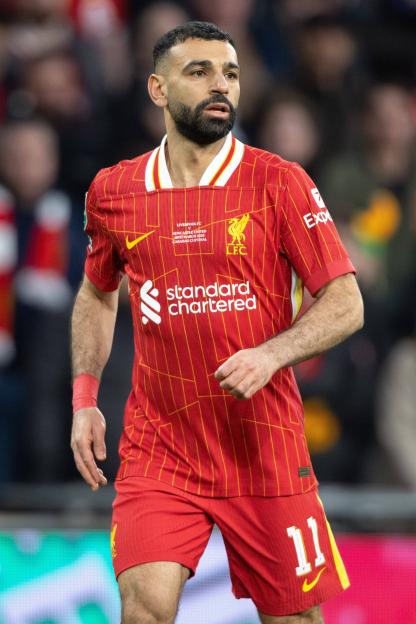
[153,21,235,69]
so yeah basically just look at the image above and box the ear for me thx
[148,74,167,108]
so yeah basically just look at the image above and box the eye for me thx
[191,69,206,77]
[226,72,238,80]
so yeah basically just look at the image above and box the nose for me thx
[210,72,229,94]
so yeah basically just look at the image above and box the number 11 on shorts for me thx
[287,516,326,576]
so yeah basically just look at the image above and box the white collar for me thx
[145,132,244,191]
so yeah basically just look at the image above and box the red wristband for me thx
[72,373,100,412]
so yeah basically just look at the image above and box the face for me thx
[154,38,240,145]
[0,125,58,202]
[259,101,319,166]
[364,85,415,147]
[25,56,86,120]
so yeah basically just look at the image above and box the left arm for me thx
[214,273,364,399]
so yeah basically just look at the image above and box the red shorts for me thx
[111,476,349,616]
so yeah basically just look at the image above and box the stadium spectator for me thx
[0,119,84,481]
[277,0,359,23]
[372,266,416,486]
[133,2,190,81]
[69,0,132,95]
[18,49,111,198]
[0,182,22,482]
[111,1,191,160]
[376,314,416,488]
[254,88,322,178]
[0,0,70,23]
[307,82,416,482]
[0,27,10,122]
[320,82,416,353]
[293,318,378,484]
[188,0,272,121]
[290,15,363,156]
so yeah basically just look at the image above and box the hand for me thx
[214,345,276,400]
[71,407,108,491]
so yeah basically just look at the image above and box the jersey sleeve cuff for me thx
[305,258,356,296]
[85,263,121,292]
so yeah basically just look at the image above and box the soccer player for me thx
[71,21,363,624]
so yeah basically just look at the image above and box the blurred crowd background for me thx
[0,0,415,490]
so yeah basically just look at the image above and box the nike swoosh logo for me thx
[125,230,155,250]
[302,567,326,593]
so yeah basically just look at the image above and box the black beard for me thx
[168,95,236,145]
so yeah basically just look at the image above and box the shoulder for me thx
[241,143,303,186]
[88,150,154,199]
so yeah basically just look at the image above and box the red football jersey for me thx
[84,133,355,497]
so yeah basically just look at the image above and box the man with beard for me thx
[71,21,363,624]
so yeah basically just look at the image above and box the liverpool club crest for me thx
[226,213,250,255]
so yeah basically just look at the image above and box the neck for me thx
[164,123,228,188]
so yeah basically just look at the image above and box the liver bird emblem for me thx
[228,213,250,244]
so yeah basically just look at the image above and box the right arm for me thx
[70,275,120,490]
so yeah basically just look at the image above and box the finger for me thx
[73,450,100,489]
[83,453,106,486]
[228,375,260,399]
[229,382,251,399]
[214,355,239,381]
[92,423,107,461]
[235,381,259,400]
[77,452,101,489]
[219,369,246,391]
[77,442,105,486]
[97,468,108,483]
[97,467,108,484]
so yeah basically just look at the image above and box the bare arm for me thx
[215,273,364,399]
[70,275,120,490]
[71,275,119,377]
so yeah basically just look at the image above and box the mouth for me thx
[203,103,230,118]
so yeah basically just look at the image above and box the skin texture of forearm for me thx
[263,273,364,372]
[215,273,363,400]
[71,277,119,380]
